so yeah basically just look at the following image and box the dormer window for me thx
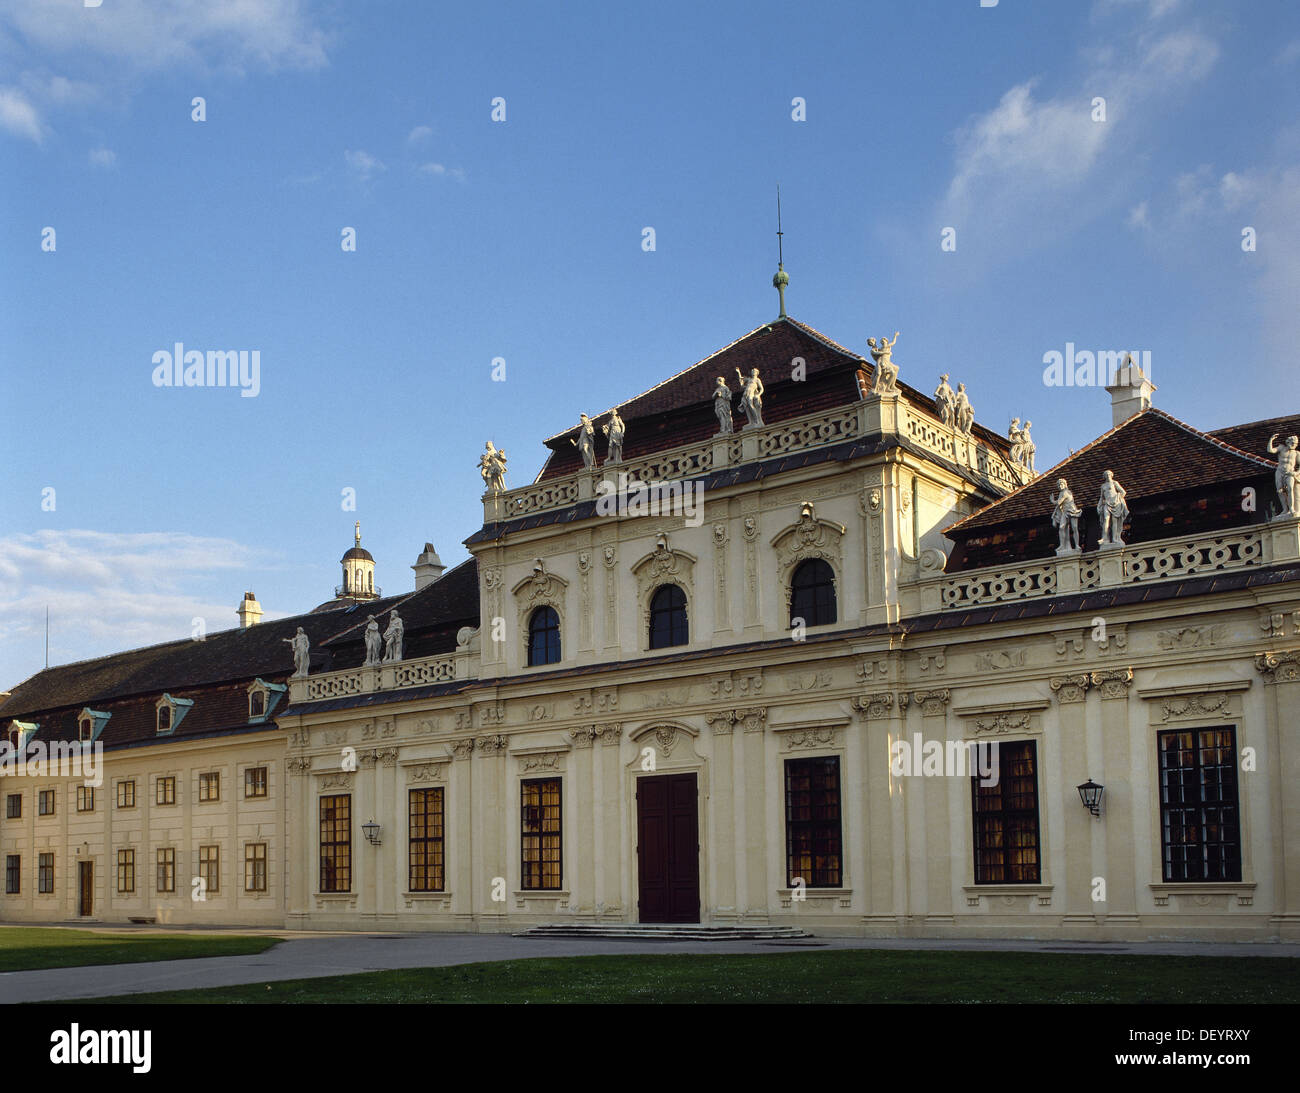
[7,721,38,751]
[246,679,286,724]
[77,708,111,744]
[155,694,194,736]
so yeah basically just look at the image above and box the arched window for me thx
[648,585,689,649]
[527,606,561,666]
[790,559,837,627]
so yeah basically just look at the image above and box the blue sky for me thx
[1,0,1297,689]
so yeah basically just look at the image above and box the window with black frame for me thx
[971,740,1041,883]
[648,584,688,649]
[521,778,561,890]
[527,606,561,666]
[320,794,352,892]
[1158,727,1241,882]
[789,559,837,627]
[5,855,19,895]
[784,756,843,888]
[409,787,445,892]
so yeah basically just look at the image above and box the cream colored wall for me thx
[0,731,284,926]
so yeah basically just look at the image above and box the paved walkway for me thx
[3,932,1298,1003]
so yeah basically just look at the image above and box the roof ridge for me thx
[1148,407,1277,470]
[1209,414,1300,437]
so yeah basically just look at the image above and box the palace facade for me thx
[4,312,1299,941]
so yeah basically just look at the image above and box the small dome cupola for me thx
[338,521,379,601]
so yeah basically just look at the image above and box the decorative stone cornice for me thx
[1156,692,1233,722]
[518,751,563,773]
[406,762,447,783]
[1255,650,1300,684]
[850,693,894,720]
[1050,674,1091,703]
[911,689,950,716]
[286,757,312,776]
[782,725,839,751]
[705,707,767,734]
[709,670,763,699]
[448,738,475,760]
[568,722,622,748]
[474,734,509,755]
[319,772,353,790]
[1089,668,1134,699]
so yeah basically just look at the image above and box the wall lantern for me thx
[362,820,382,846]
[1077,779,1104,817]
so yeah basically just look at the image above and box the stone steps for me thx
[516,923,813,941]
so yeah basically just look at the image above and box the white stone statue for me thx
[1097,470,1129,546]
[1050,478,1082,554]
[602,409,626,464]
[571,413,596,471]
[479,441,507,494]
[934,373,956,426]
[867,332,900,395]
[712,377,734,435]
[735,368,765,428]
[954,383,974,435]
[383,610,404,662]
[363,615,382,666]
[1020,421,1036,473]
[283,626,310,678]
[1268,434,1300,516]
[1008,418,1023,464]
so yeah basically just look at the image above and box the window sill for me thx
[1150,881,1256,907]
[779,887,853,909]
[963,884,1055,908]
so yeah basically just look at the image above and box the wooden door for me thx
[636,773,700,923]
[78,861,93,916]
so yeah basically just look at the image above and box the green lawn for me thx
[0,927,281,972]
[76,949,1300,1004]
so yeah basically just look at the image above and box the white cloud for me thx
[0,529,280,688]
[936,19,1218,260]
[0,0,331,73]
[87,145,116,168]
[417,161,465,181]
[406,124,433,145]
[344,148,385,180]
[1278,40,1300,67]
[1126,200,1150,229]
[0,85,42,141]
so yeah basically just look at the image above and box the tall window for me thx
[1159,727,1241,882]
[521,778,562,890]
[790,559,837,628]
[157,848,175,893]
[5,855,19,895]
[245,844,267,892]
[198,845,220,894]
[648,585,688,649]
[156,776,176,805]
[5,794,19,819]
[972,740,1041,883]
[77,786,95,812]
[249,691,265,719]
[157,706,171,734]
[38,789,54,816]
[409,788,445,892]
[117,780,136,808]
[320,794,352,893]
[245,767,268,798]
[785,757,843,887]
[527,606,561,666]
[38,853,54,894]
[116,849,135,894]
[199,772,220,802]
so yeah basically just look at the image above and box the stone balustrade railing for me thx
[288,648,473,705]
[488,398,1025,521]
[912,522,1295,614]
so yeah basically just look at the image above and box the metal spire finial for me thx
[772,184,789,319]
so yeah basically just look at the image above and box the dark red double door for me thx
[636,773,700,923]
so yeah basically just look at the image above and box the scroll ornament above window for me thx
[771,501,846,596]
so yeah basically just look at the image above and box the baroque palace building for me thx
[3,304,1300,941]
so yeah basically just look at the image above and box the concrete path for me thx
[3,932,1298,1003]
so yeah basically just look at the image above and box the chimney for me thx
[1104,354,1156,429]
[412,543,446,590]
[237,591,263,629]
